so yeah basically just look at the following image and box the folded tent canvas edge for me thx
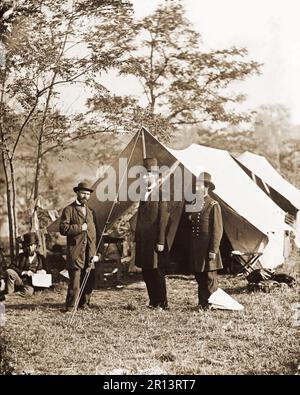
[236,151,300,247]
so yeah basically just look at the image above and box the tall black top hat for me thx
[22,232,39,246]
[73,181,94,193]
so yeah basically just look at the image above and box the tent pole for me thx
[141,127,147,159]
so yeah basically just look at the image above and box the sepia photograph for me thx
[0,0,299,379]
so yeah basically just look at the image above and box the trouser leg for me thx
[156,267,168,308]
[79,269,95,307]
[20,282,35,296]
[66,269,81,309]
[5,269,24,294]
[142,269,156,306]
[142,268,168,308]
[195,270,218,306]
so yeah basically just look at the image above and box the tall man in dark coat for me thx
[60,182,100,311]
[187,172,223,310]
[135,158,170,310]
[5,232,46,296]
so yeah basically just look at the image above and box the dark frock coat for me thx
[187,195,223,273]
[135,198,170,270]
[59,202,97,270]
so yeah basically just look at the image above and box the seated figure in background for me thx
[5,232,46,296]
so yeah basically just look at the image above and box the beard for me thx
[29,250,36,256]
[25,248,35,256]
[79,198,88,205]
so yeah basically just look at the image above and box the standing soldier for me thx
[60,181,100,312]
[135,158,170,310]
[187,172,223,310]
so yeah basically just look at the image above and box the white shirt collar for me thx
[76,199,86,207]
[28,253,36,263]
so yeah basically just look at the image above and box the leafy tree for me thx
[254,104,292,169]
[0,0,134,257]
[117,0,261,138]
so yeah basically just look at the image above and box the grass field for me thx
[0,256,299,375]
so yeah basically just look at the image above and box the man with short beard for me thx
[187,173,223,310]
[60,181,100,312]
[5,232,46,296]
[135,158,170,310]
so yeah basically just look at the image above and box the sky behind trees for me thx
[59,0,300,125]
[132,0,300,124]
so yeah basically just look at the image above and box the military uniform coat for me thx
[187,195,223,273]
[135,198,170,270]
[59,202,97,270]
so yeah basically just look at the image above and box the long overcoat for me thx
[135,198,170,270]
[187,195,223,272]
[59,202,97,270]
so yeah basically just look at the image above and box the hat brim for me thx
[73,187,93,193]
[204,181,215,190]
[22,240,38,246]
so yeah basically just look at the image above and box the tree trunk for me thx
[32,10,73,201]
[33,143,42,201]
[0,69,15,261]
[9,157,18,242]
[33,81,53,201]
[1,154,15,261]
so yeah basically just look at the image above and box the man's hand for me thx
[91,255,100,263]
[87,255,101,272]
[209,252,216,260]
[37,269,46,275]
[82,223,88,231]
[22,270,34,277]
[156,244,164,252]
[86,262,95,271]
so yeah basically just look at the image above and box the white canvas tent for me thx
[237,151,300,247]
[48,128,287,269]
[168,144,287,269]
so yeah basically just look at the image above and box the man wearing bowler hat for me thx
[187,172,223,310]
[135,158,170,310]
[60,181,100,312]
[5,232,46,296]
